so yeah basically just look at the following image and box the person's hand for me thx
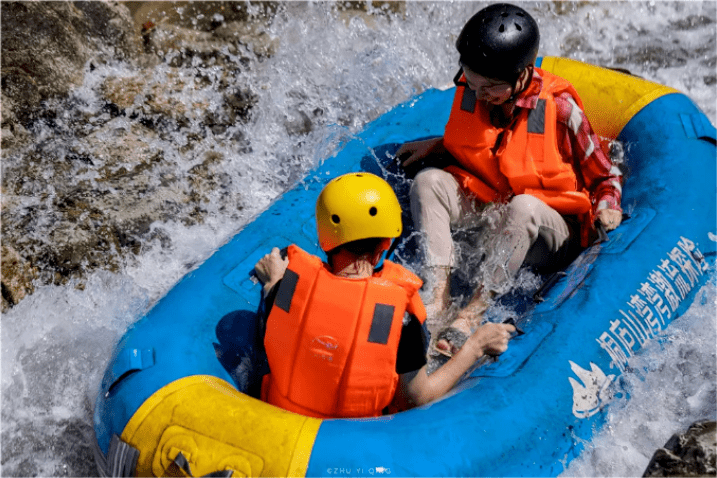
[254,247,289,292]
[395,137,445,174]
[465,322,515,358]
[597,209,622,231]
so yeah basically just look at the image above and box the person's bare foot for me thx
[433,316,478,357]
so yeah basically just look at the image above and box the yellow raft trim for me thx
[540,56,679,140]
[120,375,322,477]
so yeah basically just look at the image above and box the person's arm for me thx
[254,247,289,295]
[556,93,623,230]
[396,137,445,167]
[396,322,515,408]
[395,137,453,178]
[254,247,289,350]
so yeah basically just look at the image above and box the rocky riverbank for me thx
[1,2,273,311]
[643,420,716,477]
[2,1,402,311]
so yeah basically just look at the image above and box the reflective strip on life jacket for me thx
[262,244,424,418]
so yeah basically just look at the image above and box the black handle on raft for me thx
[594,211,632,246]
[503,317,525,337]
[594,220,609,244]
[533,271,567,303]
[466,317,525,373]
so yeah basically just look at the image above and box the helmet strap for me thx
[373,237,399,273]
[383,237,399,261]
[453,67,466,87]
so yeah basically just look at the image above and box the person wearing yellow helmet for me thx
[315,169,403,266]
[253,172,515,417]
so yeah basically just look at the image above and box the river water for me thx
[1,2,715,476]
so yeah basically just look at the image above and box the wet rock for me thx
[561,34,599,57]
[1,245,38,311]
[101,10,263,127]
[0,1,386,311]
[643,420,717,477]
[102,68,212,121]
[1,103,250,293]
[614,44,690,70]
[336,1,405,15]
[549,1,593,16]
[213,20,279,58]
[135,2,279,61]
[101,66,257,127]
[0,121,31,151]
[670,15,715,31]
[1,1,141,128]
[126,1,278,34]
[0,1,268,309]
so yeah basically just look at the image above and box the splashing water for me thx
[563,276,717,477]
[1,2,715,476]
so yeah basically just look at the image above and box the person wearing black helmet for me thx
[396,4,623,357]
[456,2,540,101]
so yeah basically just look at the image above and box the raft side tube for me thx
[93,56,716,478]
[121,375,322,477]
[538,56,680,140]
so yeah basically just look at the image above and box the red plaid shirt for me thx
[514,70,623,214]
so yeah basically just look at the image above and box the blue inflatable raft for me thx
[93,57,716,477]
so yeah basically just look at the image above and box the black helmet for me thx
[456,3,540,84]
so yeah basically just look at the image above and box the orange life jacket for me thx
[443,69,596,244]
[261,244,426,418]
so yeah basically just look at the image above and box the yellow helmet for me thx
[316,172,402,252]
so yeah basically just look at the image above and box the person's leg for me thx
[410,168,464,268]
[482,194,577,291]
[409,168,478,335]
[435,194,580,356]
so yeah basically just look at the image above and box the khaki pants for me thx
[409,168,582,293]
